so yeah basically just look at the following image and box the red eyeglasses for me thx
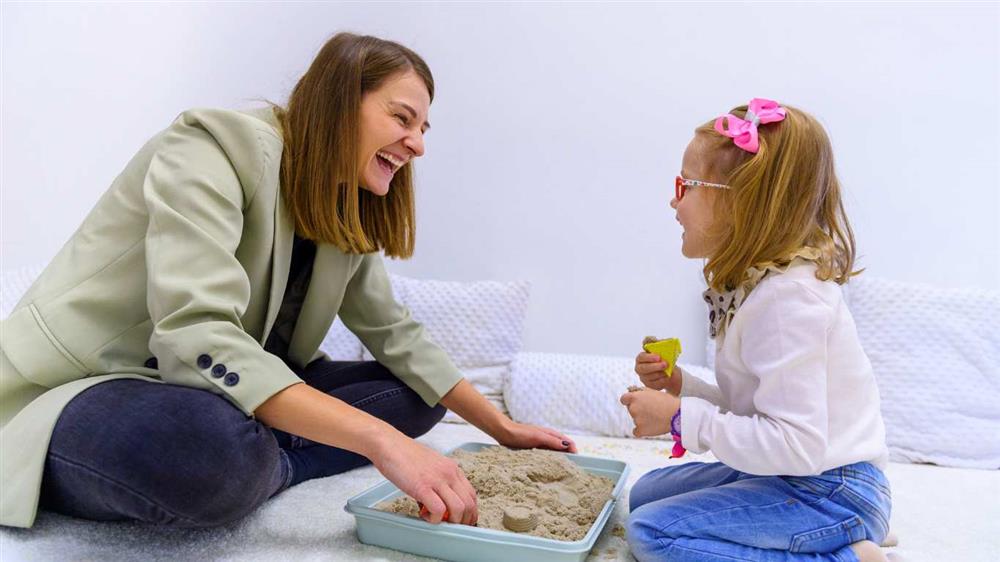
[675,175,731,201]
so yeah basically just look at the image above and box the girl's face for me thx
[671,136,722,259]
[358,70,431,196]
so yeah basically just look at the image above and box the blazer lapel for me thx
[262,190,294,343]
[286,244,356,368]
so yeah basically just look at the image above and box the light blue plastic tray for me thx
[344,442,629,562]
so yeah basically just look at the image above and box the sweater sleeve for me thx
[679,367,726,409]
[338,255,463,406]
[681,279,833,476]
[144,111,302,416]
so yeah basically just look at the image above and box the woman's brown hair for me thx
[274,32,434,258]
[696,104,858,292]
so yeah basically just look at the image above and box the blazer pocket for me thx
[1,305,90,388]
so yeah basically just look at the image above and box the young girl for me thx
[620,99,892,562]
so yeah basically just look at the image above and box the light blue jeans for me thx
[626,461,891,562]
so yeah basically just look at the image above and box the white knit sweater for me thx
[680,262,890,476]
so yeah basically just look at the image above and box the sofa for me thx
[1,267,998,561]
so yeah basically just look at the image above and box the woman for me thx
[0,32,575,529]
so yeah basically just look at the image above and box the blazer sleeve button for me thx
[144,357,158,369]
[211,364,227,378]
[223,372,240,387]
[197,354,212,369]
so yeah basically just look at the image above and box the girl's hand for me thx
[635,353,684,396]
[497,421,578,454]
[620,388,681,437]
[371,434,478,526]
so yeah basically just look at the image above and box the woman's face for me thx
[358,70,431,196]
[671,136,722,259]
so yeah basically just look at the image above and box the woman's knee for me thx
[46,380,281,526]
[172,417,282,526]
[399,400,446,439]
[344,378,445,439]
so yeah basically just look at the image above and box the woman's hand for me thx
[440,379,577,453]
[370,433,478,526]
[635,353,684,396]
[620,388,680,438]
[496,421,578,453]
[255,384,476,525]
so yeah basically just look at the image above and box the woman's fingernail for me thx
[562,441,570,447]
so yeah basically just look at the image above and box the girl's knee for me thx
[628,479,651,512]
[628,466,683,511]
[626,506,677,562]
[629,462,738,512]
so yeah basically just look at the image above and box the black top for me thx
[263,235,317,364]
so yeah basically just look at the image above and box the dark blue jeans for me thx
[39,360,445,527]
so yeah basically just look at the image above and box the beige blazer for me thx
[0,107,461,528]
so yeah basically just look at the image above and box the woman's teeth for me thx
[376,151,404,174]
[376,156,393,175]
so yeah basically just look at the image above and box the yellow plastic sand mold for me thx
[642,338,682,377]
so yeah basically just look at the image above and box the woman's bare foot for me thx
[850,540,888,562]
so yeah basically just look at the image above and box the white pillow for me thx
[504,350,714,439]
[846,276,1000,469]
[360,274,530,422]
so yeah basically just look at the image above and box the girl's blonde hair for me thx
[274,32,434,258]
[696,103,858,292]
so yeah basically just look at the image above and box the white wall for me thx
[3,2,998,364]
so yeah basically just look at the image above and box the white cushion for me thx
[846,276,1000,469]
[359,275,530,421]
[504,350,715,438]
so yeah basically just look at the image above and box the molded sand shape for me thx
[503,506,539,532]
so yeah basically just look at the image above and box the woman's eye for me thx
[395,114,409,125]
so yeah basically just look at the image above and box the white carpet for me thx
[2,422,998,562]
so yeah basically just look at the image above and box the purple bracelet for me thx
[669,408,686,458]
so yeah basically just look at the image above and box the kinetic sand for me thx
[379,446,614,541]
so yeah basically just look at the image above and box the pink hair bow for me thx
[714,98,786,154]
